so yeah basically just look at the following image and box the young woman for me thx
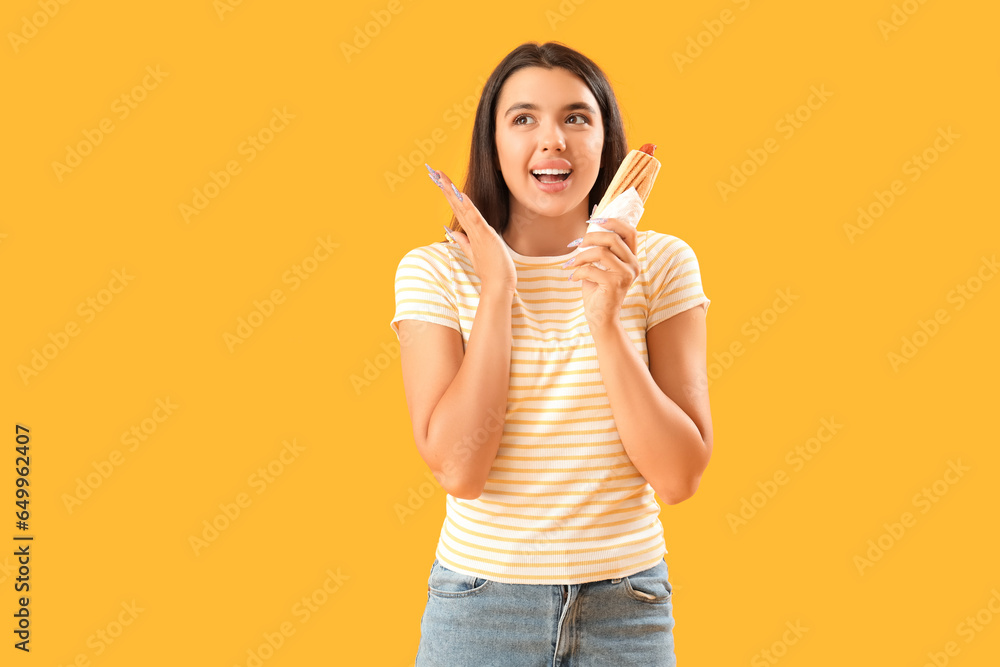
[391,41,713,666]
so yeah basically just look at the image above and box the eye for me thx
[512,113,591,126]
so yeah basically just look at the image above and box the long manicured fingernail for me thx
[561,257,574,267]
[427,172,444,189]
[443,225,457,243]
[426,164,442,182]
[589,218,609,225]
[591,204,597,217]
[451,183,463,202]
[566,237,583,247]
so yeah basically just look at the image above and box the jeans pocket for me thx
[427,561,491,598]
[623,558,672,604]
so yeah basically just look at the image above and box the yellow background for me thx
[2,0,998,664]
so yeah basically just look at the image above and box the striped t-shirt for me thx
[390,228,710,585]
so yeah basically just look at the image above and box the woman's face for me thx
[494,66,604,220]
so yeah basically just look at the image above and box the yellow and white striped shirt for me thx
[390,229,710,584]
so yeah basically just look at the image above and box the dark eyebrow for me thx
[503,102,597,118]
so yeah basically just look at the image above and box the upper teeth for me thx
[532,169,571,175]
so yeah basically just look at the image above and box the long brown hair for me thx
[447,42,628,237]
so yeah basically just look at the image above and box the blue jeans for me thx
[415,557,677,666]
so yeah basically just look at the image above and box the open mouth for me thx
[531,169,572,183]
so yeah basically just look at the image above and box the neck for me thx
[503,199,590,257]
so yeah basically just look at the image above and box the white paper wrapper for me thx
[575,187,645,271]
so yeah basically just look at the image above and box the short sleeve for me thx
[390,245,462,341]
[644,233,711,329]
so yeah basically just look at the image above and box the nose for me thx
[539,124,566,152]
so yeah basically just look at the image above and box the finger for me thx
[569,246,623,273]
[431,168,464,213]
[435,170,481,239]
[443,224,461,244]
[570,259,635,290]
[454,196,498,250]
[586,218,636,255]
[567,262,610,285]
[435,170,466,208]
[451,229,473,257]
[585,233,637,263]
[578,231,626,260]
